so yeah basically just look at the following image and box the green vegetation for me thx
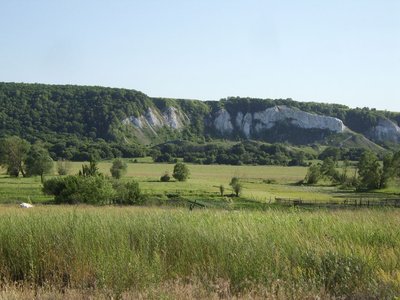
[2,82,400,297]
[160,171,171,182]
[56,159,71,175]
[0,207,399,298]
[0,154,399,297]
[43,175,115,205]
[230,177,243,197]
[305,150,400,191]
[110,158,127,179]
[25,142,53,182]
[0,135,30,177]
[172,162,190,182]
[1,82,399,164]
[1,159,400,206]
[152,140,313,166]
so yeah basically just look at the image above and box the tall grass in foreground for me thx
[0,207,399,298]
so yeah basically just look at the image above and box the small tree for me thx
[232,182,242,197]
[57,159,71,175]
[219,184,225,196]
[230,177,242,197]
[392,150,400,179]
[357,151,382,190]
[0,136,30,177]
[173,162,190,181]
[110,158,128,179]
[379,153,394,188]
[230,177,240,186]
[25,143,53,182]
[79,159,99,177]
[305,164,321,184]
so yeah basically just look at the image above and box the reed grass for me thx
[0,206,399,298]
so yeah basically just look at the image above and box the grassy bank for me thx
[0,206,399,298]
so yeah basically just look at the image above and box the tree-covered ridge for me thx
[1,82,399,161]
[0,82,153,140]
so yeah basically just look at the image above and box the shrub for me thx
[230,177,242,197]
[57,159,71,175]
[305,164,321,184]
[172,162,190,182]
[160,172,171,182]
[230,177,240,186]
[113,180,144,205]
[219,184,225,196]
[78,160,100,177]
[43,175,115,205]
[110,158,128,179]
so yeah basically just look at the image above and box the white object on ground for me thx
[20,203,34,208]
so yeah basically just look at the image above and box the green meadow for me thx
[0,161,400,298]
[1,159,399,206]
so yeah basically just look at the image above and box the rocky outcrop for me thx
[236,112,252,138]
[122,107,187,135]
[214,109,234,134]
[253,106,345,133]
[121,103,399,146]
[367,118,400,143]
[214,105,345,137]
[163,107,185,129]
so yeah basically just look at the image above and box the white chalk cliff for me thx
[213,108,234,134]
[214,105,345,137]
[122,107,187,135]
[367,118,400,143]
[121,104,400,145]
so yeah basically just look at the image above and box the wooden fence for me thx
[275,197,400,209]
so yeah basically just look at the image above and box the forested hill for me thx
[0,82,399,160]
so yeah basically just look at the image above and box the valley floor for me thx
[1,160,399,207]
[1,161,400,298]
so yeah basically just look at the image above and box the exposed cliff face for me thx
[236,112,252,138]
[120,100,397,147]
[213,105,345,138]
[366,118,400,143]
[213,109,234,134]
[122,107,188,135]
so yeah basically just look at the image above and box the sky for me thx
[1,0,399,111]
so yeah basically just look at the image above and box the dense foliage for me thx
[43,174,143,205]
[305,149,400,190]
[1,82,399,163]
[110,158,128,179]
[0,136,30,176]
[172,162,190,181]
[25,143,53,182]
[152,140,312,166]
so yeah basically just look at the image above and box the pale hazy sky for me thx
[1,1,399,111]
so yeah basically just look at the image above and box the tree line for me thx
[305,150,400,190]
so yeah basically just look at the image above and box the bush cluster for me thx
[43,175,143,205]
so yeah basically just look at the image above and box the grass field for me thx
[1,160,399,206]
[1,161,400,298]
[0,206,399,298]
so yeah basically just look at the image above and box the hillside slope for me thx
[0,82,399,159]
